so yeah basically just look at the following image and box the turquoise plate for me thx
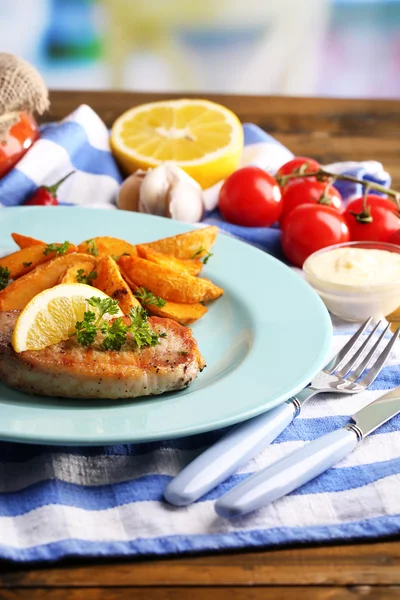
[0,207,332,445]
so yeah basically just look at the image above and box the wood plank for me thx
[43,91,400,189]
[0,587,399,600]
[45,91,400,131]
[2,542,400,587]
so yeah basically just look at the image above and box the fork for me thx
[164,319,399,507]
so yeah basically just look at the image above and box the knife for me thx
[215,386,400,518]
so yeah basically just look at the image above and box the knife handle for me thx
[164,401,297,506]
[215,427,359,518]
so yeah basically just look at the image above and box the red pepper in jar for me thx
[0,112,39,179]
[24,171,75,206]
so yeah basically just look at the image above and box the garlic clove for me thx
[138,163,204,221]
[168,180,204,223]
[117,169,146,211]
[139,164,173,216]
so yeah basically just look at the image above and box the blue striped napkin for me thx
[0,105,399,563]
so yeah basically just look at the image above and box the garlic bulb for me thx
[139,164,204,222]
[117,169,146,211]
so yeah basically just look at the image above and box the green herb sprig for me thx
[23,262,32,268]
[191,245,213,264]
[43,241,71,256]
[85,239,98,257]
[73,297,165,351]
[128,306,166,348]
[134,286,166,308]
[76,269,98,285]
[0,266,10,291]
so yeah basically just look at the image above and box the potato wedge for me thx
[57,259,97,284]
[78,236,138,260]
[12,233,45,249]
[122,272,207,325]
[143,225,218,259]
[146,300,207,325]
[0,242,77,280]
[136,245,202,276]
[118,255,223,304]
[93,256,140,314]
[0,253,93,311]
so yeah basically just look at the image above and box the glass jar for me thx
[0,112,39,179]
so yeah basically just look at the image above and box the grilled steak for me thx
[0,311,205,399]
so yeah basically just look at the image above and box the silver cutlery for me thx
[215,384,400,518]
[164,319,399,507]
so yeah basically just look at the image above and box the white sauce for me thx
[306,247,400,286]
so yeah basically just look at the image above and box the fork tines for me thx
[328,319,399,388]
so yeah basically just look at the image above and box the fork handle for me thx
[164,401,297,506]
[215,427,359,518]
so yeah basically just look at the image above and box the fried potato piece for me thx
[136,245,202,276]
[121,272,207,325]
[144,300,207,325]
[0,253,92,311]
[93,256,140,314]
[0,243,77,280]
[143,225,218,259]
[57,258,97,284]
[12,233,45,249]
[118,255,223,304]
[78,236,138,259]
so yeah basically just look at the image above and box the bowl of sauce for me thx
[303,241,400,321]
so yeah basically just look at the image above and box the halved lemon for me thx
[110,98,244,189]
[12,284,123,353]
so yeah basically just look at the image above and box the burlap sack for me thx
[0,53,49,139]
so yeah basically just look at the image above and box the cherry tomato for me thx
[219,166,282,227]
[280,179,342,224]
[281,204,350,267]
[389,228,400,246]
[0,112,39,179]
[344,195,400,242]
[276,156,320,178]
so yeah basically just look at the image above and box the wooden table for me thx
[1,91,400,599]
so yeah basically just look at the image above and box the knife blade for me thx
[350,385,400,438]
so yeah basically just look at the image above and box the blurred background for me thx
[1,0,399,98]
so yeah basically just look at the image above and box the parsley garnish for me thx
[88,297,120,318]
[23,262,32,268]
[191,245,213,264]
[75,310,98,347]
[128,307,165,348]
[76,269,98,285]
[134,286,166,308]
[43,241,71,256]
[111,253,130,262]
[100,317,128,351]
[0,266,10,291]
[72,297,165,351]
[85,239,98,257]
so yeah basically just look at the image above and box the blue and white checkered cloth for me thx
[0,105,399,563]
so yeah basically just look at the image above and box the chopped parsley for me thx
[0,266,10,290]
[85,239,99,257]
[134,286,166,308]
[73,297,165,351]
[191,245,213,264]
[43,240,71,256]
[76,269,98,285]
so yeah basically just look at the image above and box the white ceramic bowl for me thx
[303,241,400,322]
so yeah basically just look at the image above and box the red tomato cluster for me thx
[218,157,400,268]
